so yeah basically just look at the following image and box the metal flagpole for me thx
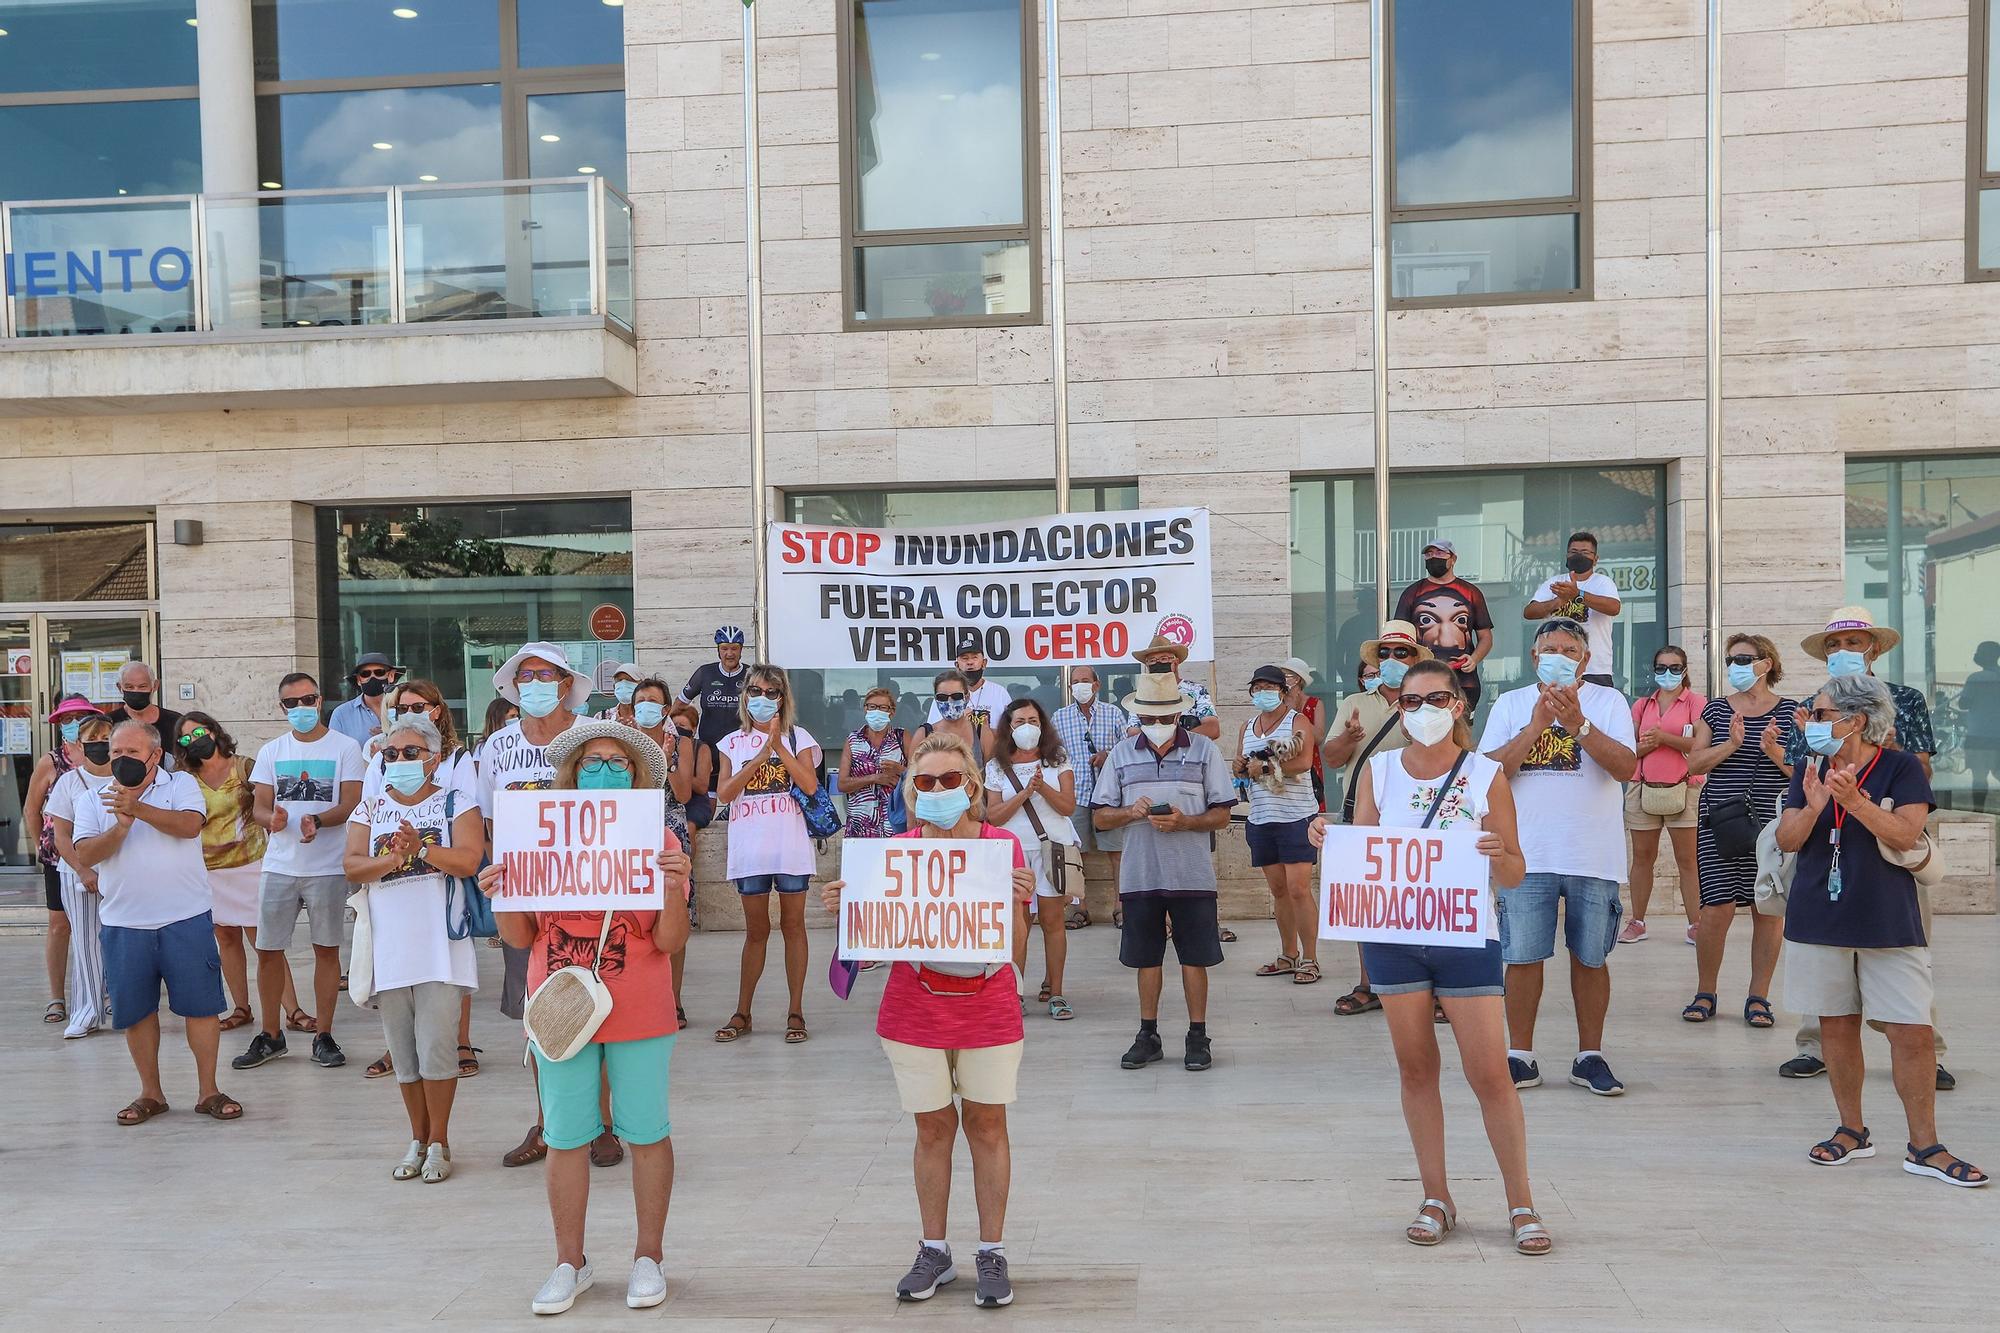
[1369,0,1392,621]
[744,0,770,657]
[1704,0,1723,685]
[1047,0,1071,518]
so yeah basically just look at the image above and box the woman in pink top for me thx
[821,733,1034,1310]
[1621,645,1706,946]
[482,720,693,1317]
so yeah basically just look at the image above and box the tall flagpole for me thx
[1047,0,1071,518]
[1704,0,1723,685]
[744,0,769,656]
[1368,0,1392,620]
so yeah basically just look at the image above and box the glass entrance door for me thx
[1,619,34,869]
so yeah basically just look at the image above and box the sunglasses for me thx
[356,667,395,679]
[1653,663,1686,674]
[580,756,633,775]
[514,667,568,684]
[1375,646,1418,661]
[745,685,784,699]
[1396,692,1458,712]
[280,693,320,708]
[393,702,435,717]
[175,727,212,746]
[911,770,969,792]
[1804,707,1848,723]
[1725,653,1765,666]
[934,691,967,703]
[380,745,433,762]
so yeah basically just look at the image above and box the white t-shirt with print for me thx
[348,785,478,991]
[69,769,212,929]
[1477,682,1636,885]
[474,719,566,810]
[1531,570,1621,676]
[717,725,820,880]
[250,729,366,878]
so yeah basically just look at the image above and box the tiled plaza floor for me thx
[2,915,1994,1330]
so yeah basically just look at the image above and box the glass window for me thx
[316,500,634,736]
[1287,475,1380,713]
[1387,0,1586,305]
[840,0,1037,328]
[0,0,198,94]
[1844,455,2000,821]
[1972,3,2000,277]
[517,0,623,68]
[251,0,499,81]
[0,524,155,602]
[256,86,503,190]
[6,198,200,336]
[0,100,201,202]
[528,90,627,192]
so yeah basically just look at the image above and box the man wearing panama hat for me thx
[1779,607,1953,1091]
[1133,633,1222,741]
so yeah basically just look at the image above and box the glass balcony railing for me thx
[0,177,635,340]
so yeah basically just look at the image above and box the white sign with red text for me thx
[490,789,666,913]
[1318,825,1493,949]
[837,838,1015,964]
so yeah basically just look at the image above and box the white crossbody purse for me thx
[522,911,616,1062]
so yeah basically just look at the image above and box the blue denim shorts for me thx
[1497,874,1621,968]
[101,911,226,1030]
[735,873,812,896]
[1362,939,1505,997]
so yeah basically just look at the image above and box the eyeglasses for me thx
[380,745,433,762]
[1724,653,1762,666]
[1396,692,1458,712]
[1375,645,1418,661]
[280,693,320,708]
[175,727,212,746]
[934,692,967,703]
[356,667,395,680]
[579,756,633,776]
[911,770,969,792]
[514,667,568,684]
[745,685,784,699]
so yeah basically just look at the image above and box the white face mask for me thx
[1011,723,1042,750]
[1402,704,1456,747]
[1069,680,1094,703]
[1141,722,1178,747]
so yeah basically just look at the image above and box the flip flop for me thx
[117,1097,169,1126]
[194,1092,243,1121]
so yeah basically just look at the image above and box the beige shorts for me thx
[1782,942,1934,1027]
[881,1037,1023,1113]
[1623,782,1697,830]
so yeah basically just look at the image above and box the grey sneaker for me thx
[972,1249,1013,1308]
[531,1261,593,1315]
[895,1245,957,1302]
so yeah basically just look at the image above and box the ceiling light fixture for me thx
[920,51,941,61]
[372,141,393,150]
[0,28,10,36]
[185,17,197,26]
[262,181,283,189]
[577,165,597,174]
[418,174,438,182]
[602,0,623,7]
[539,133,560,142]
[392,7,419,16]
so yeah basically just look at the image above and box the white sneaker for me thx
[421,1142,451,1183]
[1685,924,1699,946]
[626,1257,667,1309]
[532,1261,593,1315]
[393,1140,424,1181]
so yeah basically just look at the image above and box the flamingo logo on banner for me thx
[1317,825,1494,949]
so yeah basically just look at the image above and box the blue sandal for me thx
[1681,992,1717,1023]
[1904,1142,1989,1188]
[1808,1125,1873,1166]
[1743,995,1775,1028]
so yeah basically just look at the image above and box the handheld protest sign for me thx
[1318,824,1492,949]
[837,837,1014,964]
[490,789,668,913]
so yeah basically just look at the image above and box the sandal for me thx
[501,1124,547,1168]
[44,999,68,1024]
[714,1012,751,1043]
[1332,985,1382,1016]
[1111,907,1123,929]
[1904,1142,1988,1187]
[364,1052,394,1080]
[1743,994,1775,1029]
[1065,905,1091,930]
[676,1006,687,1029]
[194,1092,243,1121]
[1256,954,1298,978]
[1292,958,1323,986]
[338,973,348,992]
[1510,1208,1554,1255]
[1681,992,1718,1023]
[284,1007,317,1034]
[218,1005,252,1032]
[1218,926,1237,942]
[785,1012,810,1044]
[1434,999,1449,1025]
[1406,1198,1454,1247]
[1808,1125,1874,1166]
[1038,978,1053,1004]
[457,1045,481,1078]
[589,1131,624,1169]
[116,1097,169,1126]
[1048,995,1075,1021]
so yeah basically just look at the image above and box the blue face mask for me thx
[633,701,665,729]
[384,760,427,796]
[59,720,82,743]
[286,705,320,734]
[577,760,635,790]
[1250,689,1282,713]
[1654,670,1684,691]
[1825,649,1867,678]
[1727,662,1758,692]
[1536,653,1579,687]
[1376,659,1410,690]
[1804,719,1847,757]
[936,696,968,721]
[914,786,972,829]
[614,680,637,705]
[746,695,780,725]
[518,679,561,718]
[864,708,892,732]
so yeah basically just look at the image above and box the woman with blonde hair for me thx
[821,733,1036,1308]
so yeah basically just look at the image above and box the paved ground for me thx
[2,915,1994,1331]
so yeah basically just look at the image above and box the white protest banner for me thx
[490,789,667,914]
[1318,825,1492,949]
[768,507,1213,669]
[837,837,1014,965]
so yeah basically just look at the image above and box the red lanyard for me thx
[1828,749,1883,846]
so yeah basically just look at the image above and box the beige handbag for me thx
[522,912,615,1062]
[345,889,375,1008]
[1640,781,1689,817]
[1879,800,1947,888]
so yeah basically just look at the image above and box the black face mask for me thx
[82,741,112,766]
[1424,557,1449,578]
[359,677,390,698]
[1145,661,1175,675]
[1565,553,1593,575]
[121,690,152,711]
[963,669,984,685]
[183,736,218,764]
[111,756,149,788]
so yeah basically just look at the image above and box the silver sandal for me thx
[1406,1198,1454,1246]
[1510,1207,1553,1255]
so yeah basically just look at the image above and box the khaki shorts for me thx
[1782,941,1934,1027]
[1623,782,1697,830]
[881,1037,1023,1113]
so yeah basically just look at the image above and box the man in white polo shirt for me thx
[74,719,243,1126]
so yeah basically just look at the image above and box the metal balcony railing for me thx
[0,177,634,341]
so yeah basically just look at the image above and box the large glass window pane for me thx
[1390,213,1579,300]
[1844,455,2000,822]
[853,239,1030,323]
[206,192,395,331]
[528,90,628,192]
[1979,189,2000,272]
[6,199,199,336]
[518,0,623,68]
[0,524,155,602]
[1988,3,2000,175]
[1392,0,1574,207]
[851,0,1024,231]
[316,500,634,735]
[251,0,499,81]
[0,100,201,202]
[1288,475,1380,717]
[0,0,198,93]
[256,86,502,190]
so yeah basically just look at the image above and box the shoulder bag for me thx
[882,728,909,834]
[1637,694,1690,817]
[788,729,842,840]
[522,910,615,1062]
[1339,711,1406,824]
[1000,762,1083,895]
[442,788,498,941]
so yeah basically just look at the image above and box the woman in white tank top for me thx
[1308,660,1552,1257]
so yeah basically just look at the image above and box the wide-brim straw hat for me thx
[1132,633,1189,665]
[1801,607,1900,660]
[543,718,668,789]
[1359,621,1435,663]
[1124,672,1190,717]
